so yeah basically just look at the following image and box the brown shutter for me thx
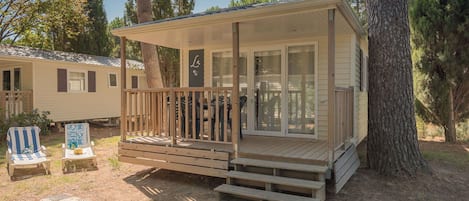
[57,69,67,92]
[131,76,138,89]
[88,71,96,92]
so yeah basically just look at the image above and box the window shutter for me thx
[57,69,67,92]
[88,71,96,92]
[131,76,138,89]
[359,49,364,91]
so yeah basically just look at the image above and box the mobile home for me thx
[113,0,368,200]
[0,45,147,122]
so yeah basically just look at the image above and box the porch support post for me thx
[327,9,336,167]
[232,22,240,157]
[120,37,127,142]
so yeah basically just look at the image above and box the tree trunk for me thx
[136,0,164,88]
[366,0,428,176]
[445,88,457,142]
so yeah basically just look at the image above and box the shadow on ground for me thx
[124,168,245,201]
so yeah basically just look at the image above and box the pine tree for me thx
[76,0,112,56]
[411,0,469,142]
[366,0,428,176]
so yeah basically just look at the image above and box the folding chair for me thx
[6,126,50,180]
[62,123,97,173]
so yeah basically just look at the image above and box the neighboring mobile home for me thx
[0,45,147,122]
[113,0,368,200]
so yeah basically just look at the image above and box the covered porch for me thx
[114,0,364,200]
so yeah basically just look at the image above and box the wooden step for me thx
[226,171,324,190]
[232,158,328,173]
[215,184,319,201]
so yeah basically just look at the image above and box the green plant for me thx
[0,109,53,140]
[108,155,120,170]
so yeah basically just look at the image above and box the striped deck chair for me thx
[6,126,50,180]
[62,123,97,173]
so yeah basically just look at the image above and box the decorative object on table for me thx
[62,123,97,173]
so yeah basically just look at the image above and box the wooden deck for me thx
[239,136,328,165]
[124,135,329,164]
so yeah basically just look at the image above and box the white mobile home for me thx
[113,0,368,200]
[0,45,147,122]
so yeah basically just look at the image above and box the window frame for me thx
[108,72,118,88]
[68,70,87,93]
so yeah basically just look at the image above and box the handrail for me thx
[0,90,34,120]
[123,87,234,144]
[334,87,354,155]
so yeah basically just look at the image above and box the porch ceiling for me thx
[112,0,361,49]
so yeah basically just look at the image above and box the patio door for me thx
[285,44,316,137]
[2,68,21,91]
[248,49,283,135]
[245,44,316,138]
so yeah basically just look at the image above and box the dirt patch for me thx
[1,127,468,201]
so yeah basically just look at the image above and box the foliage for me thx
[121,0,194,87]
[229,0,275,7]
[410,0,469,142]
[0,0,42,44]
[0,109,53,141]
[346,0,367,28]
[75,0,113,56]
[205,6,221,12]
[16,0,89,52]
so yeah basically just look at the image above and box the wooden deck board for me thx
[124,135,329,163]
[215,184,319,201]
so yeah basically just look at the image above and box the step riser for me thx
[217,157,327,201]
[236,165,323,181]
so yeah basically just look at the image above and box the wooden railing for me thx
[0,91,33,120]
[124,87,233,144]
[334,87,354,152]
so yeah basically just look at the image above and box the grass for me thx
[108,155,121,170]
[422,150,469,169]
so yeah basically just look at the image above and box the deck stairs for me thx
[215,157,328,201]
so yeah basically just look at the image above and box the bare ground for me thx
[0,127,468,201]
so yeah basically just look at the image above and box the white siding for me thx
[32,60,146,122]
[180,34,354,140]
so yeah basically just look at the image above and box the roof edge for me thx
[112,0,341,37]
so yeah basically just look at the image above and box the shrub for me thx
[0,109,52,141]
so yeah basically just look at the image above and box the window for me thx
[108,73,117,87]
[211,51,247,88]
[3,70,10,91]
[14,68,20,90]
[69,71,86,92]
[131,76,138,89]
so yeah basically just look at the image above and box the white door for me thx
[285,44,317,137]
[244,44,317,138]
[246,48,283,136]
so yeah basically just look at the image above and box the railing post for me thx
[327,9,336,166]
[232,22,240,157]
[120,37,127,142]
[170,89,177,145]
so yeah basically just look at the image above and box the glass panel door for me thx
[287,45,315,135]
[211,51,248,129]
[253,50,282,132]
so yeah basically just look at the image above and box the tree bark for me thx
[366,0,428,176]
[445,88,457,142]
[136,0,163,88]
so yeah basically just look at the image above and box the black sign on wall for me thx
[189,49,204,87]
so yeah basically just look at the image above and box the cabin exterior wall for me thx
[180,34,356,141]
[31,60,145,122]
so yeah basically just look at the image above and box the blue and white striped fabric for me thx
[7,126,46,163]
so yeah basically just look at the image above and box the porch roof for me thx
[111,0,365,49]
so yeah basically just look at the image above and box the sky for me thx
[103,0,232,21]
